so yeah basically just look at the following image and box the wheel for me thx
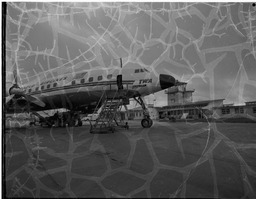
[141,118,153,128]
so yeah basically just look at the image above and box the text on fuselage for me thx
[139,79,152,84]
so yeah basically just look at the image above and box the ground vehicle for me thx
[81,113,99,122]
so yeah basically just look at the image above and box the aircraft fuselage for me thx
[6,64,176,112]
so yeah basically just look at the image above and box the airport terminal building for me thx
[213,101,256,119]
[158,99,225,119]
[125,104,159,120]
[125,83,256,120]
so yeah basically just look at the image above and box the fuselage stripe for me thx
[28,80,135,95]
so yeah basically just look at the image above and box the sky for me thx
[4,2,256,107]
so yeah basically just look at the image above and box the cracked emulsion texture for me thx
[4,2,256,198]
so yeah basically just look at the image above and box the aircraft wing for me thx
[5,96,46,114]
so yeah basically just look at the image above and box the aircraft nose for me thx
[159,74,176,89]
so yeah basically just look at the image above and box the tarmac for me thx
[3,120,256,198]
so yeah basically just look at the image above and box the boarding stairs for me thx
[90,92,128,133]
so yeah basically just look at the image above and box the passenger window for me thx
[53,83,57,87]
[98,76,102,81]
[81,79,85,84]
[41,86,44,90]
[107,74,112,79]
[35,87,39,91]
[72,80,76,85]
[135,69,140,73]
[47,84,50,89]
[89,77,93,82]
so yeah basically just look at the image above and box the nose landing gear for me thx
[133,96,153,128]
[141,118,153,128]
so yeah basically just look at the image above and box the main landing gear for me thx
[133,96,153,128]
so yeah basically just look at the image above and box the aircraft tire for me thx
[148,118,153,127]
[141,118,153,128]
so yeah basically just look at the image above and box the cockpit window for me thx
[89,77,93,82]
[107,74,112,79]
[143,68,149,72]
[98,76,103,81]
[135,68,149,73]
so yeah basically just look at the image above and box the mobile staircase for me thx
[89,90,129,134]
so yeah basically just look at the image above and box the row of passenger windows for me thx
[26,68,147,93]
[71,75,111,85]
[26,68,147,92]
[27,74,113,93]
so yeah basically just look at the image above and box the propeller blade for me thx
[5,94,15,104]
[22,94,46,107]
[120,58,122,68]
[13,61,18,85]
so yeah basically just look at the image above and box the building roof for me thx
[160,99,225,109]
[128,106,156,111]
[245,100,256,103]
[165,89,195,94]
[245,101,256,105]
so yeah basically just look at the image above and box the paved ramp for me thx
[4,121,256,198]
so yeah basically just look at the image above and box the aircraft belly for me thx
[40,91,100,109]
[30,84,139,111]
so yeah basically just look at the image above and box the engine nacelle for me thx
[6,71,15,96]
[9,85,24,95]
[6,81,14,96]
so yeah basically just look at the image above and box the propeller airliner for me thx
[5,59,177,128]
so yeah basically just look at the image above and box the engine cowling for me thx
[6,81,13,97]
[6,71,24,96]
[8,84,24,95]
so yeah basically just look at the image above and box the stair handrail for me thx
[106,89,123,124]
[89,89,107,129]
[93,89,106,115]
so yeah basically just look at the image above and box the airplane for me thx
[5,59,177,128]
